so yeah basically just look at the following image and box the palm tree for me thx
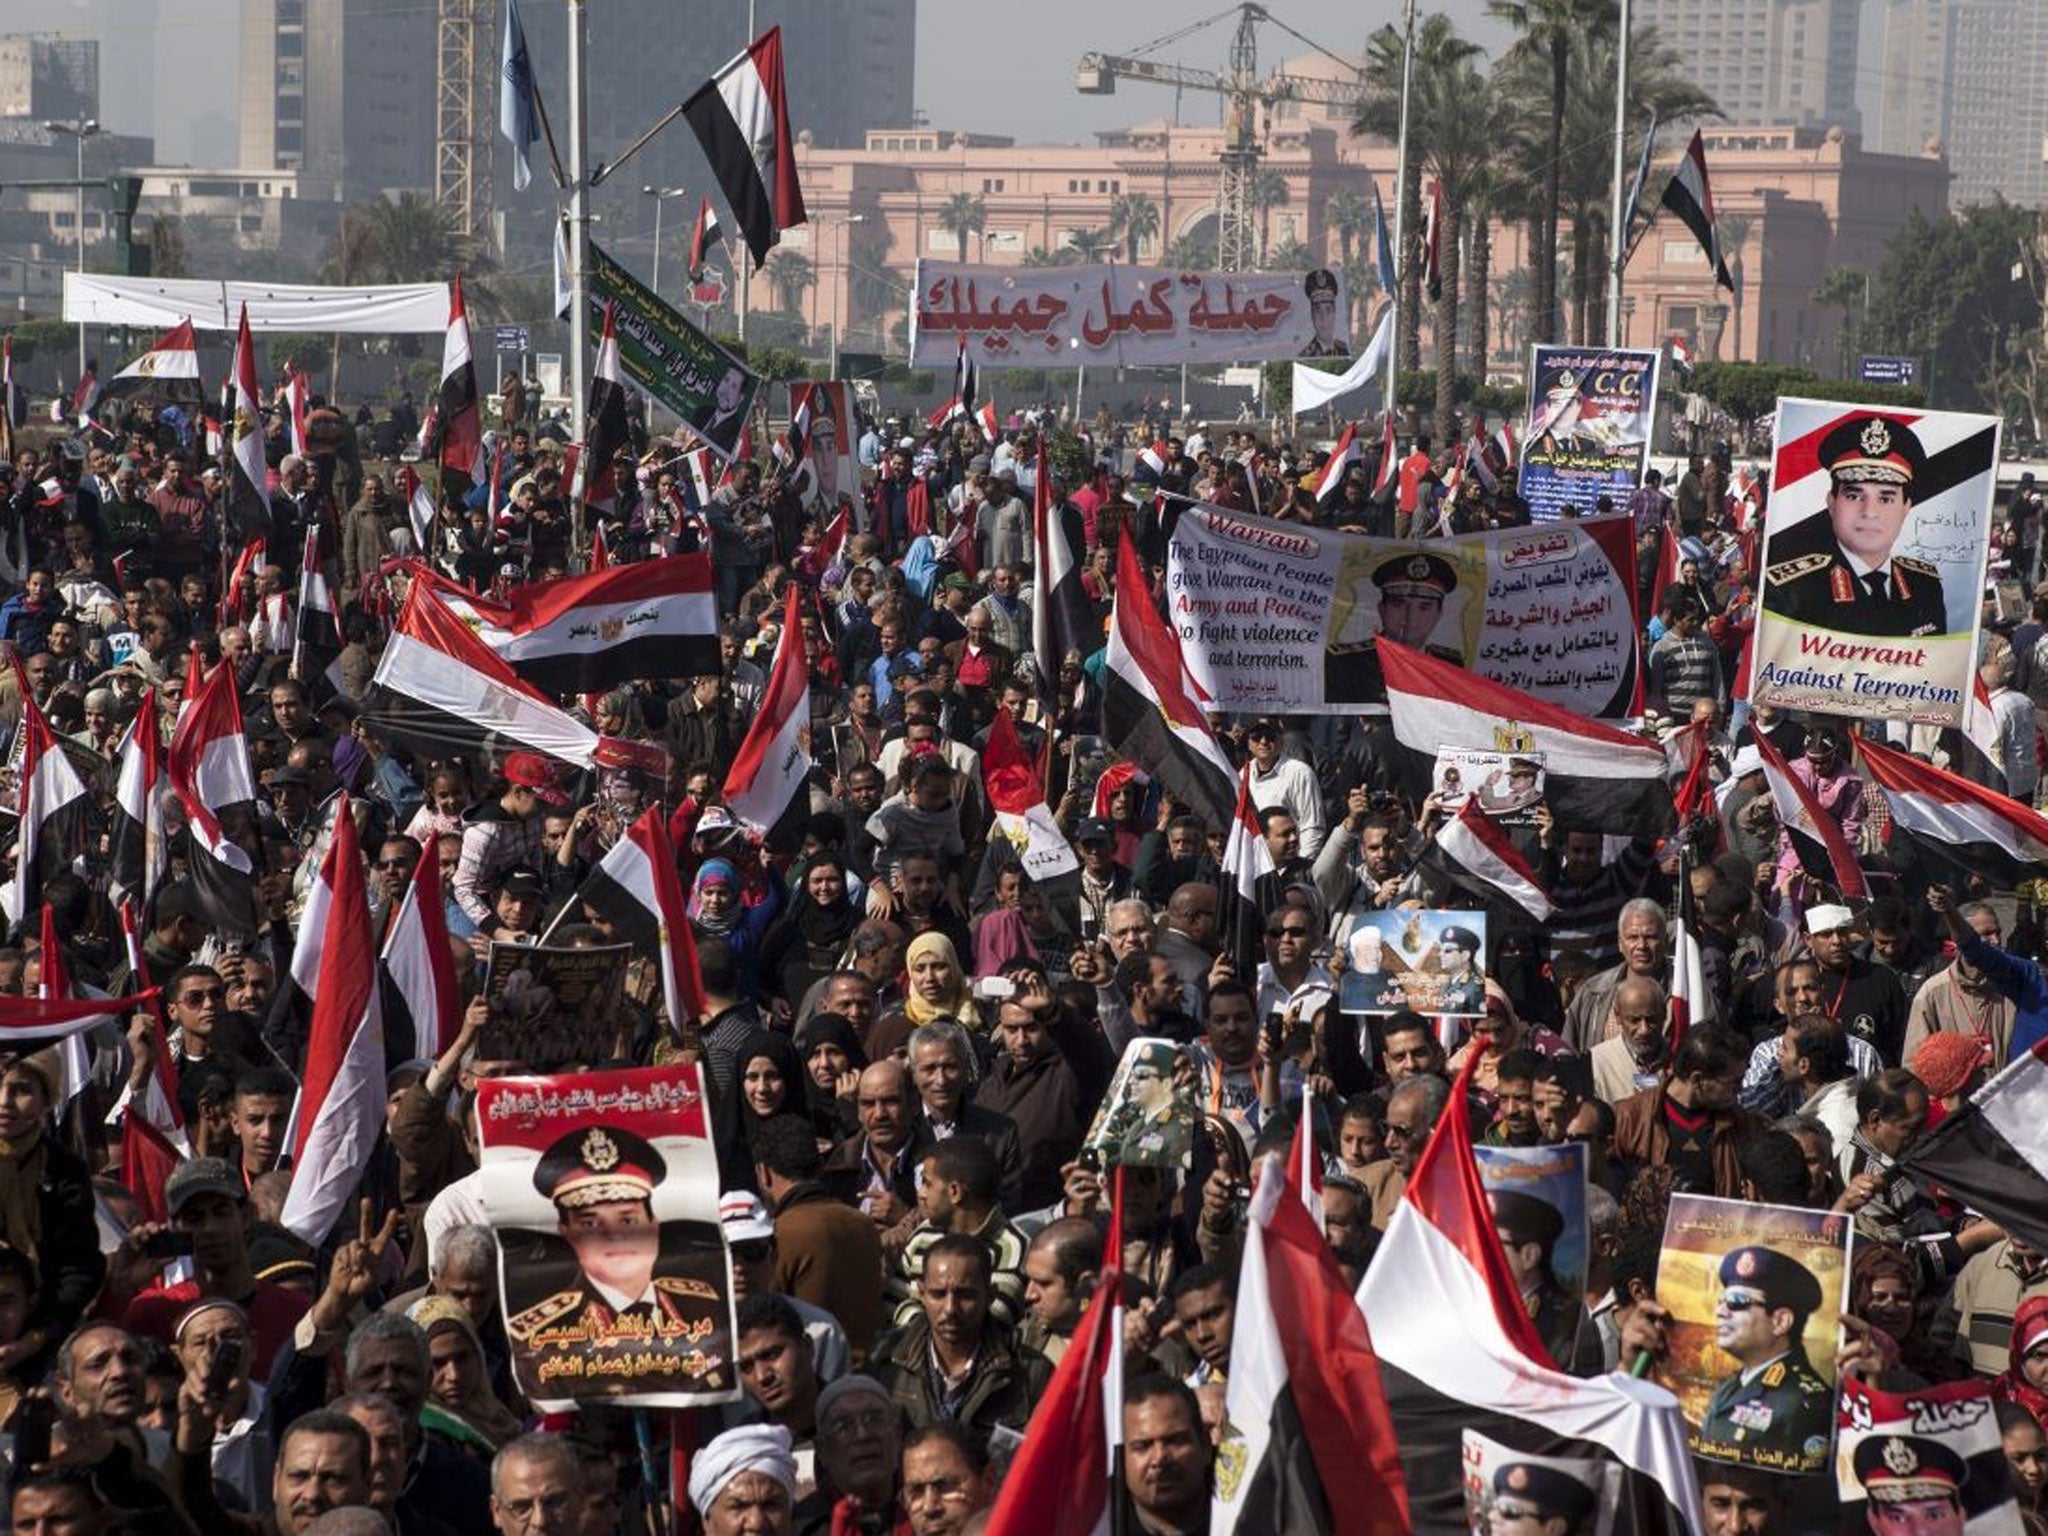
[762,249,815,314]
[1326,187,1369,266]
[937,193,987,263]
[1247,167,1289,265]
[1716,211,1754,360]
[1066,227,1119,262]
[1812,265,1868,376]
[1487,0,1615,345]
[1110,192,1161,264]
[1021,246,1066,268]
[1163,229,1217,270]
[1267,238,1317,272]
[362,191,475,282]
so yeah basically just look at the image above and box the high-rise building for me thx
[0,36,98,123]
[237,0,435,199]
[1943,0,2048,208]
[1869,0,1949,159]
[1634,0,1859,137]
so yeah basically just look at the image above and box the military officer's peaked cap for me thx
[1373,552,1457,600]
[1820,414,1925,490]
[535,1124,667,1209]
[1852,1434,1967,1504]
[1718,1245,1823,1318]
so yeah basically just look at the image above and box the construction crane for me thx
[1076,4,1367,270]
[437,0,496,243]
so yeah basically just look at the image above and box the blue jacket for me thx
[1959,933,2048,1063]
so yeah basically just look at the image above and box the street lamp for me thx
[830,213,866,378]
[642,185,687,297]
[44,117,101,376]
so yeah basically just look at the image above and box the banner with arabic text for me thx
[910,260,1351,367]
[1166,506,1641,718]
[1517,345,1662,521]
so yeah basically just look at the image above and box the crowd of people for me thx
[0,368,2043,1536]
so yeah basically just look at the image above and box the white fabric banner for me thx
[64,273,451,334]
[1291,305,1395,415]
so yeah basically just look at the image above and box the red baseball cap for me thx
[503,751,568,805]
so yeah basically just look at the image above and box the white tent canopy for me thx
[63,273,451,334]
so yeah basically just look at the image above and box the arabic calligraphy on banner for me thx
[909,260,1351,367]
[1165,506,1642,718]
[1517,345,1662,521]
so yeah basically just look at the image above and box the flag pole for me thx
[1107,1162,1128,1536]
[566,0,591,560]
[1605,0,1632,346]
[1384,0,1418,418]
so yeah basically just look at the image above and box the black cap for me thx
[1372,552,1457,600]
[1073,817,1116,845]
[533,1125,668,1208]
[1818,414,1924,491]
[1851,1434,1967,1504]
[497,866,546,897]
[1491,1463,1596,1523]
[1718,1245,1823,1318]
[1303,268,1339,299]
[1489,1190,1563,1251]
[1439,925,1481,953]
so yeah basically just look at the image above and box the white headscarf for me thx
[686,1424,798,1517]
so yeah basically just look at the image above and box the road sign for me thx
[1857,354,1918,386]
[495,324,532,353]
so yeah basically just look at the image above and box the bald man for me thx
[1589,977,1671,1106]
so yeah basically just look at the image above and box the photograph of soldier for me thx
[1851,1434,1969,1536]
[1329,551,1465,702]
[1298,268,1349,358]
[807,390,843,506]
[1762,415,1949,640]
[1484,1460,1598,1536]
[1698,1244,1833,1471]
[1083,1040,1196,1170]
[503,1123,729,1394]
[1435,925,1487,1018]
[1475,757,1545,819]
[1490,1189,1601,1376]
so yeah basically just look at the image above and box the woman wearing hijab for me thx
[901,932,975,1030]
[756,857,859,1011]
[689,857,778,993]
[798,1013,867,1140]
[1999,1296,2048,1428]
[408,1296,522,1456]
[1848,1242,1950,1386]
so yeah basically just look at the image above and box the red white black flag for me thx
[379,838,461,1063]
[1419,799,1554,921]
[570,804,706,1030]
[108,693,167,915]
[166,660,260,932]
[433,275,483,481]
[683,27,807,269]
[1314,423,1362,508]
[580,300,629,513]
[687,195,724,282]
[105,319,203,412]
[1751,729,1870,904]
[227,305,270,538]
[1658,130,1735,292]
[1,695,88,933]
[721,584,811,835]
[1858,731,2048,888]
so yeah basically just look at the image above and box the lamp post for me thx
[44,117,101,377]
[830,213,866,378]
[642,185,687,297]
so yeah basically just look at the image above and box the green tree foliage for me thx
[1688,360,1926,427]
[1863,201,2038,410]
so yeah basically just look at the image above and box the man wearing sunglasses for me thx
[1698,1244,1831,1471]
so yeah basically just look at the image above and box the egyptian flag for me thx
[102,320,204,414]
[1893,1038,2048,1242]
[953,337,978,418]
[1133,439,1170,486]
[722,585,811,836]
[433,275,483,484]
[379,838,460,1062]
[226,306,271,540]
[783,381,818,467]
[802,503,850,579]
[1466,417,1500,494]
[1211,1156,1410,1536]
[1751,730,1869,904]
[1357,1053,1706,1536]
[35,877,93,1106]
[687,195,724,283]
[1220,765,1275,984]
[287,369,311,457]
[682,27,807,269]
[280,797,386,1247]
[365,577,601,769]
[218,535,267,629]
[108,695,167,914]
[1946,673,2008,793]
[1,694,90,933]
[1378,640,1672,836]
[985,1177,1125,1536]
[1418,799,1553,921]
[1104,530,1237,832]
[977,401,999,441]
[491,555,720,691]
[293,528,344,701]
[1859,731,2048,888]
[397,464,437,554]
[167,659,261,933]
[1314,423,1362,509]
[1669,719,1717,832]
[1490,418,1517,473]
[1669,845,1710,1043]
[1373,412,1399,496]
[1669,334,1695,383]
[588,521,612,572]
[925,397,963,431]
[581,301,629,513]
[1032,440,1093,690]
[944,496,980,580]
[1658,131,1735,292]
[569,804,706,1029]
[1422,177,1444,303]
[1090,761,1148,822]
[70,364,99,426]
[115,901,186,1142]
[1647,524,1684,617]
[0,991,159,1053]
[985,707,1080,889]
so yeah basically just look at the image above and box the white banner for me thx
[64,273,452,333]
[1292,305,1394,415]
[911,260,1351,367]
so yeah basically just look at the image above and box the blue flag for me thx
[1372,179,1398,294]
[500,0,539,192]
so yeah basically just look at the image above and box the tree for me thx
[1326,187,1369,267]
[1812,265,1868,377]
[1267,238,1317,272]
[1110,192,1160,265]
[937,193,986,263]
[1163,229,1217,270]
[1021,246,1067,268]
[1248,167,1289,265]
[1066,227,1119,262]
[1864,200,2039,410]
[1715,212,1754,360]
[762,249,815,315]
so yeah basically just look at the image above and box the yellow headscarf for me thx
[902,932,974,1028]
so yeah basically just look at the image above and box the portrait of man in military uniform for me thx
[1328,551,1465,702]
[1851,1433,1969,1536]
[1484,1460,1598,1536]
[1298,268,1348,358]
[1762,414,1950,640]
[1434,925,1487,1018]
[1086,1041,1196,1170]
[1697,1244,1833,1471]
[505,1123,728,1388]
[1490,1190,1599,1376]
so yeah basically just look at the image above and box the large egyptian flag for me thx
[984,706,1080,890]
[102,320,204,415]
[1314,423,1362,509]
[1893,1039,2048,1242]
[722,587,811,836]
[433,275,483,484]
[379,841,460,1063]
[108,693,167,915]
[580,301,630,513]
[1417,799,1553,921]
[1357,1055,1706,1536]
[226,305,272,540]
[1032,439,1093,691]
[1751,730,1870,904]
[568,804,706,1029]
[1104,530,1237,832]
[167,660,261,932]
[1,694,90,933]
[292,528,345,702]
[1658,130,1735,292]
[1859,731,2048,888]
[457,556,719,693]
[1219,766,1275,984]
[280,798,386,1246]
[682,27,807,269]
[1212,1157,1410,1536]
[1378,639,1672,836]
[365,578,601,769]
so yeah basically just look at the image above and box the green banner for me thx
[586,241,761,461]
